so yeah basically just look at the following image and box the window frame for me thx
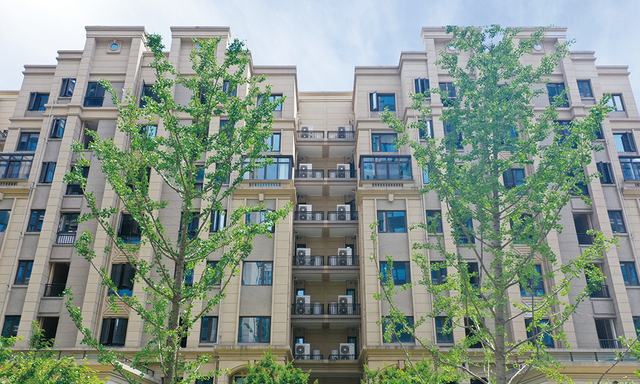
[576,80,593,98]
[503,168,525,189]
[27,92,49,111]
[84,82,106,107]
[546,83,569,107]
[59,78,76,98]
[415,78,430,94]
[371,133,398,152]
[258,94,283,111]
[2,316,20,338]
[608,210,627,234]
[380,261,411,285]
[425,210,443,233]
[520,264,545,297]
[383,316,415,343]
[264,133,281,152]
[58,212,79,233]
[614,132,636,153]
[430,263,447,285]
[455,218,475,245]
[620,262,639,286]
[360,156,413,181]
[439,82,456,106]
[0,154,33,180]
[27,210,45,232]
[245,209,274,233]
[99,317,129,346]
[14,260,33,285]
[109,263,136,296]
[139,82,161,108]
[241,261,273,286]
[66,166,89,195]
[369,92,396,112]
[597,162,615,184]
[210,210,227,232]
[118,213,141,243]
[435,316,453,344]
[0,211,9,232]
[377,210,407,233]
[242,156,293,181]
[200,316,218,343]
[419,119,434,140]
[525,318,554,348]
[17,132,40,151]
[39,162,56,183]
[206,261,222,286]
[50,118,66,139]
[608,94,625,112]
[238,317,271,343]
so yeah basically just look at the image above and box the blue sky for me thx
[1,0,639,107]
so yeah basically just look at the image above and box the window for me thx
[109,263,135,296]
[620,262,639,286]
[179,213,199,241]
[435,317,453,344]
[50,118,66,138]
[369,92,396,112]
[597,162,614,184]
[465,318,483,348]
[425,210,443,233]
[633,316,640,337]
[608,94,625,111]
[58,213,79,233]
[258,94,282,111]
[183,268,194,287]
[377,211,407,233]
[555,120,572,142]
[574,213,593,245]
[525,318,554,347]
[360,156,412,181]
[0,154,33,179]
[27,210,45,232]
[419,120,433,140]
[238,317,270,343]
[264,133,281,152]
[547,83,569,107]
[17,132,39,151]
[242,157,292,180]
[439,82,456,106]
[196,379,213,384]
[245,210,274,233]
[444,122,463,150]
[200,316,218,343]
[594,318,619,348]
[38,162,56,183]
[83,123,97,149]
[223,80,237,97]
[614,132,636,152]
[0,211,9,232]
[2,316,20,338]
[139,83,160,108]
[415,78,430,94]
[512,214,534,245]
[456,218,475,245]
[422,165,429,184]
[383,317,414,343]
[27,92,49,111]
[206,261,222,285]
[99,318,128,346]
[84,82,106,107]
[466,262,480,289]
[371,133,398,152]
[118,213,141,243]
[608,211,626,233]
[380,261,411,285]
[577,80,593,98]
[139,125,157,139]
[242,262,273,285]
[40,317,59,342]
[14,260,33,285]
[66,166,89,195]
[620,157,640,180]
[210,210,227,232]
[520,264,545,296]
[59,78,76,97]
[503,168,525,189]
[430,263,447,285]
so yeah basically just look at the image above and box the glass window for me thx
[139,83,160,108]
[179,212,199,241]
[380,261,411,285]
[426,210,443,233]
[2,316,20,338]
[0,211,9,232]
[17,132,39,151]
[608,210,626,233]
[200,316,218,343]
[369,93,396,112]
[0,154,33,179]
[466,262,480,289]
[456,218,475,245]
[139,125,157,139]
[242,262,273,285]
[419,120,433,140]
[210,210,227,232]
[431,263,447,285]
[422,165,429,184]
[50,118,66,138]
[242,157,292,180]
[383,317,414,343]
[525,318,554,347]
[245,210,274,233]
[58,213,79,233]
[27,210,45,232]
[597,162,614,184]
[547,83,569,107]
[520,265,545,296]
[608,94,625,111]
[360,156,412,181]
[59,78,76,98]
[614,132,636,153]
[620,157,640,180]
[14,261,33,285]
[372,133,397,152]
[99,318,128,346]
[258,94,282,111]
[620,262,639,286]
[503,168,525,189]
[223,80,237,97]
[377,211,407,233]
[577,80,593,98]
[109,263,135,296]
[415,78,429,94]
[435,317,453,343]
[39,162,56,183]
[84,82,106,107]
[444,121,463,150]
[265,133,281,152]
[118,213,141,243]
[27,92,49,111]
[206,261,222,286]
[439,82,456,106]
[633,316,640,337]
[238,317,270,343]
[66,166,89,195]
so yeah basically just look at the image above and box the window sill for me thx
[198,342,218,346]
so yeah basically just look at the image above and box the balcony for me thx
[293,211,325,221]
[577,233,594,245]
[293,210,358,237]
[43,283,66,297]
[590,284,610,298]
[293,254,359,267]
[293,351,358,361]
[599,339,623,349]
[291,303,361,316]
[55,232,76,244]
[295,169,325,179]
[297,130,324,139]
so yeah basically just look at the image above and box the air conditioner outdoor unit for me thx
[337,125,351,138]
[298,205,312,220]
[337,164,350,178]
[299,163,312,178]
[296,248,311,266]
[337,205,351,221]
[339,343,355,359]
[295,295,311,315]
[337,295,353,315]
[295,343,311,359]
[337,248,353,266]
[300,125,313,138]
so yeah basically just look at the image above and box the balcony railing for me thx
[294,353,324,360]
[291,303,325,315]
[291,303,361,316]
[295,169,324,179]
[297,131,324,139]
[55,232,76,244]
[599,339,623,349]
[43,284,66,297]
[327,211,358,221]
[590,284,610,298]
[293,255,325,266]
[327,131,355,140]
[577,233,594,245]
[327,255,359,266]
[327,303,361,315]
[293,211,324,221]
[327,169,356,179]
[328,352,358,360]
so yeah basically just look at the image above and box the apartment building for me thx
[0,25,638,383]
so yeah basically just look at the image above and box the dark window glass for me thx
[372,133,398,152]
[597,162,614,184]
[620,157,640,180]
[383,317,414,343]
[608,210,626,233]
[39,162,56,183]
[59,78,76,97]
[245,210,274,233]
[200,316,218,343]
[27,210,45,232]
[242,262,273,285]
[179,212,200,241]
[206,261,222,285]
[415,78,430,94]
[633,316,640,337]
[435,317,453,343]
[50,118,66,138]
[0,211,9,232]
[369,92,396,112]
[84,82,106,107]
[223,80,237,97]
[525,318,554,347]
[2,316,20,338]
[139,83,160,108]
[265,133,281,152]
[99,318,128,346]
[614,132,636,152]
[439,82,456,106]
[14,261,33,285]
[455,218,475,245]
[360,156,412,181]
[608,94,625,111]
[503,168,525,189]
[577,80,593,98]
[139,125,157,139]
[466,262,480,289]
[425,210,443,233]
[258,94,282,111]
[620,262,639,286]
[242,157,292,181]
[547,83,569,107]
[118,213,141,243]
[380,261,411,285]
[520,264,545,296]
[58,213,79,233]
[17,132,39,151]
[210,210,227,232]
[27,92,49,111]
[238,317,270,343]
[66,166,89,195]
[574,213,593,245]
[0,154,33,179]
[555,120,572,142]
[422,165,429,184]
[377,211,407,233]
[40,317,59,342]
[431,263,447,285]
[109,263,135,296]
[419,120,433,140]
[83,123,97,149]
[444,121,463,150]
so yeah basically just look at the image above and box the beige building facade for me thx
[0,26,638,383]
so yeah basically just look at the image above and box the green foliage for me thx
[363,360,461,384]
[379,25,616,384]
[0,325,101,384]
[64,33,290,383]
[242,350,316,384]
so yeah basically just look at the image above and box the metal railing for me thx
[590,284,610,298]
[327,211,358,221]
[44,284,66,297]
[327,169,356,179]
[577,233,595,245]
[328,353,358,360]
[293,211,324,221]
[294,353,324,360]
[327,131,355,139]
[293,255,325,266]
[327,255,359,266]
[297,131,324,139]
[291,303,325,315]
[327,303,361,315]
[55,232,76,244]
[599,339,623,349]
[295,169,324,179]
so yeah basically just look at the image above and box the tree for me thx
[242,350,316,384]
[64,33,289,383]
[0,325,102,384]
[377,25,617,384]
